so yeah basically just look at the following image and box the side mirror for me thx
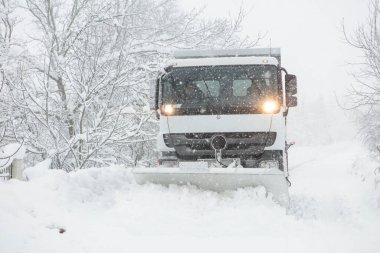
[285,74,297,107]
[148,76,161,119]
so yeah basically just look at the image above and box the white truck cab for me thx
[155,48,297,170]
[135,48,297,206]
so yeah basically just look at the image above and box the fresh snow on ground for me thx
[0,141,379,253]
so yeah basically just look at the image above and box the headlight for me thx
[259,160,279,169]
[162,104,174,115]
[262,100,280,114]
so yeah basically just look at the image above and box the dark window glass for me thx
[162,65,279,115]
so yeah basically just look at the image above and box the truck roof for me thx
[173,48,281,59]
[170,48,281,68]
[171,56,279,68]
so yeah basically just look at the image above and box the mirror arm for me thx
[283,106,289,117]
[280,67,288,75]
[281,67,289,117]
[155,73,165,120]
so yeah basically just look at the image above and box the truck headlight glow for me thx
[162,104,174,115]
[262,100,280,114]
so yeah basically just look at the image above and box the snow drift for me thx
[0,142,379,253]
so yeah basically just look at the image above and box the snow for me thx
[23,159,52,180]
[0,141,379,253]
[0,143,26,169]
[173,48,281,59]
[121,106,137,114]
[0,143,26,160]
[172,56,278,68]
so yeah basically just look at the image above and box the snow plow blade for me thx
[132,167,289,207]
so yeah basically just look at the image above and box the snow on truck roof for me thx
[171,56,279,68]
[173,48,281,59]
[170,48,280,68]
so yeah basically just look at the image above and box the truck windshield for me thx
[162,65,280,115]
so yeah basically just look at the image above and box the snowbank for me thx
[0,142,379,253]
[23,159,52,180]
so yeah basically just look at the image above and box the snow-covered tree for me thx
[4,0,257,170]
[0,0,13,131]
[0,0,20,145]
[344,0,380,151]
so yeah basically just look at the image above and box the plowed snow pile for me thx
[0,141,379,253]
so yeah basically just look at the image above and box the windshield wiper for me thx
[202,79,212,98]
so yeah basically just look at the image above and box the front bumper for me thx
[163,132,277,158]
[159,150,285,171]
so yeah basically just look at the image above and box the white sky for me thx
[178,0,368,104]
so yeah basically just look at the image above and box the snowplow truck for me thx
[133,48,298,207]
